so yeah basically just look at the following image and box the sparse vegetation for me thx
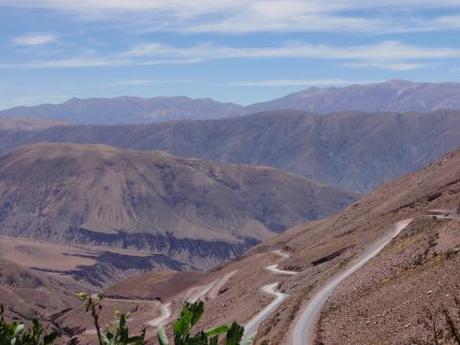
[0,305,59,345]
[157,301,245,345]
[416,295,460,345]
[76,292,146,345]
[1,293,245,345]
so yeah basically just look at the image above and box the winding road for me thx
[104,297,171,329]
[144,270,238,329]
[186,280,218,303]
[291,219,413,345]
[241,282,288,344]
[265,264,298,275]
[146,302,171,327]
[272,249,290,260]
[242,250,298,343]
[208,271,237,300]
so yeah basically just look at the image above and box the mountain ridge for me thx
[0,96,245,124]
[2,80,460,125]
[1,109,459,192]
[246,80,460,114]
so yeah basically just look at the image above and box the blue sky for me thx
[1,1,460,108]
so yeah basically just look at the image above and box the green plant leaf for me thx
[13,324,24,337]
[157,326,169,345]
[225,322,244,345]
[205,325,229,337]
[209,335,219,345]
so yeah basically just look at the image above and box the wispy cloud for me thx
[1,40,459,70]
[2,1,460,34]
[12,33,57,46]
[109,79,197,86]
[124,40,460,62]
[228,79,380,86]
[111,79,153,86]
[344,62,429,71]
[0,57,201,69]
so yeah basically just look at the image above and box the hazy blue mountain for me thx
[245,80,460,114]
[0,96,244,124]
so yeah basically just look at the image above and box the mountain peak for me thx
[246,80,460,114]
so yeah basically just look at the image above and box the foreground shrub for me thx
[76,292,146,345]
[0,305,59,345]
[158,301,245,345]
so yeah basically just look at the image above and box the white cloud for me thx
[228,79,380,86]
[109,79,196,86]
[12,33,57,46]
[1,40,459,70]
[124,40,460,61]
[2,1,460,33]
[111,79,153,86]
[345,62,428,71]
[0,57,201,68]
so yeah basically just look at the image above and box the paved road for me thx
[264,264,298,275]
[104,297,160,306]
[291,219,413,345]
[426,209,459,219]
[103,297,169,329]
[241,282,288,344]
[272,249,290,260]
[241,249,297,343]
[208,271,237,300]
[186,280,218,303]
[146,303,171,327]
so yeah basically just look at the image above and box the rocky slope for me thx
[246,80,460,114]
[95,146,460,345]
[0,235,186,289]
[0,256,80,322]
[0,96,244,124]
[0,143,356,270]
[1,110,459,192]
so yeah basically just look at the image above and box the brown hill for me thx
[1,110,459,192]
[0,117,68,130]
[101,146,460,345]
[0,256,80,322]
[0,142,356,271]
[0,235,188,289]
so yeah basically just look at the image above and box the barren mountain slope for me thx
[246,80,460,114]
[0,142,356,270]
[0,96,244,124]
[0,256,81,322]
[101,147,460,345]
[0,235,188,289]
[1,110,459,192]
[0,117,68,130]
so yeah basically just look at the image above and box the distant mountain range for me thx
[2,80,460,124]
[1,110,459,192]
[0,96,245,124]
[0,143,356,270]
[246,79,460,114]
